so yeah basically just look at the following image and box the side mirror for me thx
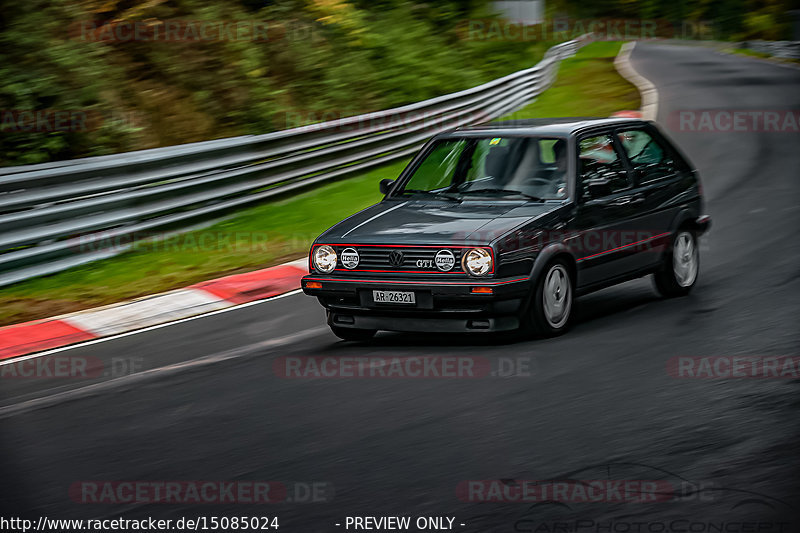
[379,178,395,195]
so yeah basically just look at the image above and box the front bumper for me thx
[695,215,712,235]
[301,275,532,333]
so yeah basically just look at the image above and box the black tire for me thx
[330,326,377,341]
[521,258,574,338]
[653,229,699,298]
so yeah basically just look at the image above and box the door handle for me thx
[607,193,644,206]
[610,197,630,206]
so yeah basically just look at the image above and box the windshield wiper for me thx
[400,189,462,202]
[459,188,544,202]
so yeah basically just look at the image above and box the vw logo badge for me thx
[388,250,404,267]
[434,249,455,271]
[340,247,360,269]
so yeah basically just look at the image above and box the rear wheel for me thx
[522,259,574,337]
[330,326,376,341]
[653,229,699,297]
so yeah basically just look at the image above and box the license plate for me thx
[373,290,416,305]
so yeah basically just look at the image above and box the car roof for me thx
[436,117,650,138]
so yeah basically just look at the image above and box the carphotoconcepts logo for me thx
[667,356,800,378]
[668,109,800,133]
[0,356,143,380]
[273,356,534,379]
[503,463,796,530]
[457,480,673,503]
[515,519,794,532]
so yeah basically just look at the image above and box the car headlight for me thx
[462,248,493,276]
[313,245,337,273]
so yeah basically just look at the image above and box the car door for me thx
[613,125,693,270]
[571,130,647,289]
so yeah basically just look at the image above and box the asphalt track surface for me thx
[2,43,799,531]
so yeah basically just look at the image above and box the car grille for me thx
[332,245,465,273]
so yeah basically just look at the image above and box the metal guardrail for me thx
[739,40,800,60]
[0,37,588,287]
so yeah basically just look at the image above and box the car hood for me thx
[318,200,561,245]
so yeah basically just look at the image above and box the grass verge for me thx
[503,41,640,119]
[0,41,639,327]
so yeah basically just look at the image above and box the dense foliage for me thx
[547,0,798,40]
[1,0,794,165]
[0,0,548,165]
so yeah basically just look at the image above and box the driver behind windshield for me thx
[499,138,567,199]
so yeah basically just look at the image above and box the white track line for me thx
[615,41,659,121]
[0,289,304,367]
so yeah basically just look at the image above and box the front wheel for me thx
[522,259,574,337]
[330,326,376,341]
[653,229,699,297]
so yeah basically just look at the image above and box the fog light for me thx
[306,281,322,289]
[333,314,355,324]
[471,287,493,294]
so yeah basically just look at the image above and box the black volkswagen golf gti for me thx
[302,118,710,340]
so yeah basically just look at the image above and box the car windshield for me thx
[394,136,569,200]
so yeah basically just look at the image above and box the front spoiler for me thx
[301,274,531,300]
[695,215,712,234]
[302,274,531,333]
[328,311,520,333]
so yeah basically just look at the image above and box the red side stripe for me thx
[577,232,671,262]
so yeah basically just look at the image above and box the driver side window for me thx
[617,129,673,184]
[579,134,631,197]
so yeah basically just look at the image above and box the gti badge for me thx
[435,249,455,271]
[340,247,360,269]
